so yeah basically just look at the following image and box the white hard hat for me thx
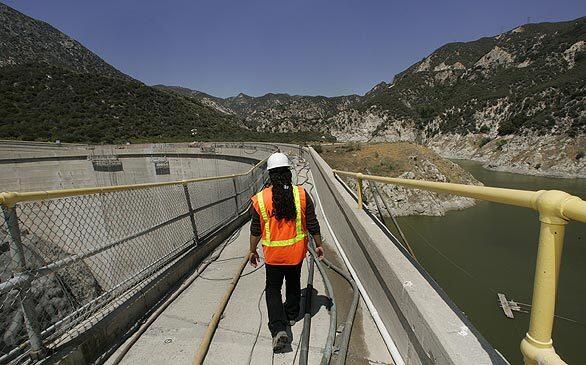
[267,152,291,170]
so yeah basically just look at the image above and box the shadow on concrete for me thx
[299,287,331,320]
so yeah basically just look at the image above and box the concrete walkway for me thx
[106,159,393,365]
[105,221,329,364]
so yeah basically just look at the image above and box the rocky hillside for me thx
[362,19,585,138]
[162,18,585,178]
[354,18,586,177]
[155,85,359,137]
[317,142,481,216]
[0,3,127,79]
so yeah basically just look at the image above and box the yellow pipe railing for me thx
[0,158,267,208]
[333,169,586,365]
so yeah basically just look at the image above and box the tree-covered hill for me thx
[0,63,249,143]
[0,3,332,143]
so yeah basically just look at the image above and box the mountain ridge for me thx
[0,3,128,80]
[157,17,585,177]
[157,17,585,139]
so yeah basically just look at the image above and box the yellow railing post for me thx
[356,173,363,209]
[520,220,567,365]
[521,191,571,365]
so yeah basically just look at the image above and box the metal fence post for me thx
[2,205,46,359]
[182,183,199,245]
[356,173,363,210]
[232,175,239,215]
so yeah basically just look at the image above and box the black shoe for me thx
[288,319,296,326]
[272,330,288,352]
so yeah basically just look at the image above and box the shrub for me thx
[479,137,492,147]
[478,125,490,133]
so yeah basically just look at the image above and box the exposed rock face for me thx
[0,222,101,355]
[426,133,586,178]
[563,40,586,69]
[318,142,481,216]
[329,109,387,142]
[475,46,516,69]
[359,170,478,217]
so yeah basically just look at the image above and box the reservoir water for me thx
[391,160,585,364]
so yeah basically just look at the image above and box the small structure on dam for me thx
[90,155,124,172]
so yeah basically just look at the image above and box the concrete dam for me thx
[1,141,583,364]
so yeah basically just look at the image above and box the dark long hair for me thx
[269,167,296,221]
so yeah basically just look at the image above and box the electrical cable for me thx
[198,260,265,281]
[306,148,405,365]
[298,254,314,365]
[109,226,243,365]
[365,169,417,261]
[297,148,360,365]
[246,288,266,365]
[294,152,317,365]
[192,255,250,364]
[308,243,336,365]
[320,257,359,365]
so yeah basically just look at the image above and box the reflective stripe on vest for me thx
[256,185,306,247]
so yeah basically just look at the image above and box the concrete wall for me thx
[0,141,264,192]
[306,147,506,365]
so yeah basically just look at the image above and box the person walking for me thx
[249,152,324,352]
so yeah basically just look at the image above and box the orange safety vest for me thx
[251,185,308,265]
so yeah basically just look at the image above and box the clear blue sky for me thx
[4,0,585,97]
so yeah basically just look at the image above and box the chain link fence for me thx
[0,159,267,363]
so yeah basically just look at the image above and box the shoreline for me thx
[450,158,586,180]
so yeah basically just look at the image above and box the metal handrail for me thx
[0,158,268,208]
[333,169,586,365]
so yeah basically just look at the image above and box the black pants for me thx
[265,263,302,336]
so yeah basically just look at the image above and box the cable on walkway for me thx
[192,254,250,364]
[109,227,243,365]
[294,152,319,365]
[246,288,266,365]
[321,257,359,365]
[298,254,315,365]
[198,260,265,281]
[308,243,337,365]
[298,148,359,365]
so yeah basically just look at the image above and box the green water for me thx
[391,160,585,364]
